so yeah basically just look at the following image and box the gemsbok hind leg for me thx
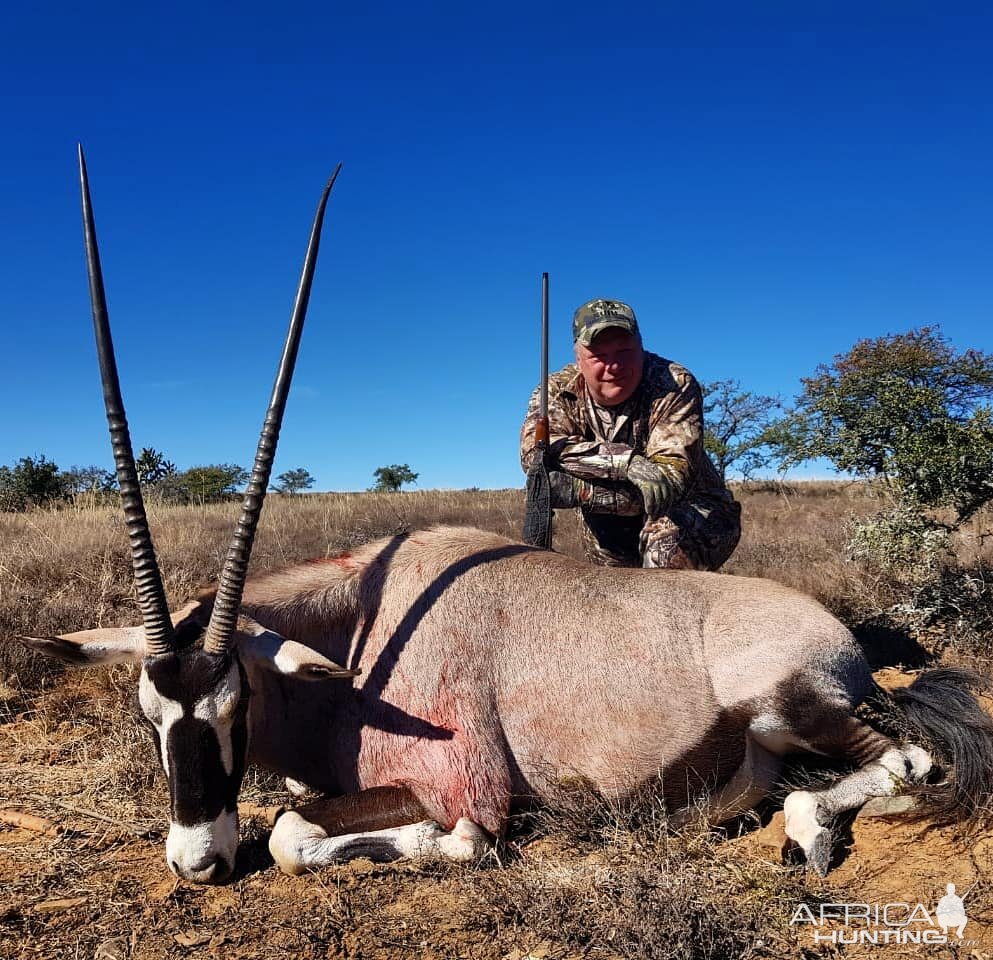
[705,737,783,824]
[268,786,492,875]
[671,736,782,829]
[782,717,933,876]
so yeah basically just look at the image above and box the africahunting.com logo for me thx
[791,883,975,946]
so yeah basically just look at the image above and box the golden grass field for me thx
[1,484,991,959]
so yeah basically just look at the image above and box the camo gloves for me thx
[548,470,581,509]
[552,457,683,518]
[626,455,677,519]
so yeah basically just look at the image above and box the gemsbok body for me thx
[22,151,993,884]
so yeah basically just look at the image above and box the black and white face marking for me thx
[138,642,249,884]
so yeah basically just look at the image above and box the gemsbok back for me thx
[21,150,993,884]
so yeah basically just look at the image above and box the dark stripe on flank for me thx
[662,707,750,808]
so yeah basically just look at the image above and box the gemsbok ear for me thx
[18,601,205,667]
[238,621,359,682]
[18,626,146,666]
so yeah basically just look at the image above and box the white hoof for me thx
[783,790,833,875]
[783,791,820,845]
[436,817,490,862]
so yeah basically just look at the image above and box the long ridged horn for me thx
[202,165,341,655]
[78,145,175,657]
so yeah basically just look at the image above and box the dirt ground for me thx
[2,488,992,959]
[2,669,992,960]
[737,812,993,958]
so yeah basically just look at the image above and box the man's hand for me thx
[548,470,580,509]
[627,455,675,519]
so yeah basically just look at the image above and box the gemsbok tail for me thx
[879,667,993,824]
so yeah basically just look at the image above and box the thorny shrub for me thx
[846,503,952,582]
[844,503,993,661]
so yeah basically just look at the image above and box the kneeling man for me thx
[520,298,741,569]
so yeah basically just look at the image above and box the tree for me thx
[702,379,781,480]
[275,468,315,495]
[371,464,418,493]
[770,327,993,526]
[175,464,249,503]
[135,447,176,486]
[62,465,116,496]
[0,456,67,510]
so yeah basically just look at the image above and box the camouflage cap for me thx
[572,298,640,346]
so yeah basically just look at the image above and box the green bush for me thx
[847,503,951,582]
[172,463,248,503]
[275,468,315,495]
[0,456,67,511]
[771,327,993,526]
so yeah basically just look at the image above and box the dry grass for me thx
[0,489,524,690]
[1,483,991,958]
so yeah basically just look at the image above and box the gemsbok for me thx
[20,149,993,884]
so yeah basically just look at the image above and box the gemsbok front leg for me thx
[268,786,492,874]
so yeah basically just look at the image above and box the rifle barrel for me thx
[540,272,549,424]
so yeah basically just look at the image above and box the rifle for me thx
[522,272,553,549]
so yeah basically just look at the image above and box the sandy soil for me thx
[2,668,992,960]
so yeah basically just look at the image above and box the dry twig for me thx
[0,808,61,836]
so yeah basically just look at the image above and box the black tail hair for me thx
[878,668,993,824]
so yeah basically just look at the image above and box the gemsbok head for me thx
[26,149,353,883]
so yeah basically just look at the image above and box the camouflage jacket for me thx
[520,352,732,515]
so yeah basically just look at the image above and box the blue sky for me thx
[2,3,990,489]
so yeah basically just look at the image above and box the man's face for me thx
[575,328,644,407]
